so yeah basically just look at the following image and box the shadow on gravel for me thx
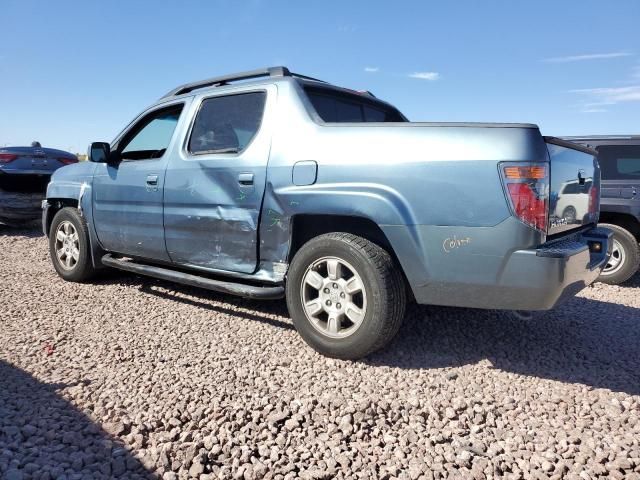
[369,286,640,396]
[138,282,295,331]
[0,224,43,238]
[0,360,153,479]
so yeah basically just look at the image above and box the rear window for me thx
[304,87,406,123]
[597,145,640,180]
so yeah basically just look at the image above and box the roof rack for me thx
[161,66,327,98]
[561,135,640,141]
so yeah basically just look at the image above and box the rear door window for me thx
[188,92,266,155]
[597,145,640,180]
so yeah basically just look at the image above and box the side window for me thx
[597,145,640,180]
[189,92,266,154]
[119,105,183,161]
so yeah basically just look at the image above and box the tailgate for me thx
[545,137,600,236]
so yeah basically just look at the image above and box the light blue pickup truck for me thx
[43,67,612,359]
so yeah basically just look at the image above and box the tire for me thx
[597,223,640,285]
[286,232,406,359]
[562,206,577,224]
[49,207,97,282]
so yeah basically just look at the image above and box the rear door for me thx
[163,86,274,273]
[597,145,640,209]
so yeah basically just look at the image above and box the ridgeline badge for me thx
[443,235,472,253]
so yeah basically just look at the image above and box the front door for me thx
[92,102,185,261]
[163,88,273,273]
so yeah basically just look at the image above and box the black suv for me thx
[564,135,640,284]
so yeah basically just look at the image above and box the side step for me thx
[101,254,284,300]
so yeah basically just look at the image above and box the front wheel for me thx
[49,207,97,282]
[286,233,406,359]
[597,223,640,285]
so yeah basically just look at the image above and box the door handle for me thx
[238,173,254,185]
[146,174,159,186]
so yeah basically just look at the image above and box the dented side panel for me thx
[163,85,277,274]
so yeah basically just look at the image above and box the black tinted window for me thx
[305,87,406,123]
[597,145,640,179]
[363,106,387,122]
[120,105,183,160]
[189,92,266,154]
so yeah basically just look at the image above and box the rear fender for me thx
[258,181,425,286]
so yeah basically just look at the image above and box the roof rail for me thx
[561,135,640,141]
[161,66,327,98]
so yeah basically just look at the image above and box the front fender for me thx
[45,162,104,268]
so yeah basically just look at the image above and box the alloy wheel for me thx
[300,256,367,339]
[54,220,80,270]
[602,238,625,276]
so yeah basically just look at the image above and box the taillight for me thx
[500,162,549,232]
[58,157,78,165]
[0,153,19,164]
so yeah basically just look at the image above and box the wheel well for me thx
[289,215,392,260]
[44,198,78,236]
[599,212,640,241]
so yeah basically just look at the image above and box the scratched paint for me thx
[442,235,472,253]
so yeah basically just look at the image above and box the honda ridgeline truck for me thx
[43,67,612,359]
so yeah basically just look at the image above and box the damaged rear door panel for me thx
[163,86,275,273]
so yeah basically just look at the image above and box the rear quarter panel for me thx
[259,85,549,295]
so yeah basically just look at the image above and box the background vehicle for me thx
[563,135,640,284]
[553,177,593,224]
[0,142,77,225]
[43,67,611,359]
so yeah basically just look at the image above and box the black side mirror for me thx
[88,142,111,163]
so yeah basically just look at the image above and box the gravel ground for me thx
[1,225,639,480]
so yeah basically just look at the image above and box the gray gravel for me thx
[1,225,639,480]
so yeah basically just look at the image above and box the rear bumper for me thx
[0,188,44,223]
[407,225,613,311]
[486,227,612,310]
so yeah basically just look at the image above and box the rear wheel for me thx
[597,223,640,285]
[49,207,96,282]
[286,233,406,359]
[562,206,577,224]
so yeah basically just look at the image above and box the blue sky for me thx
[1,0,639,153]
